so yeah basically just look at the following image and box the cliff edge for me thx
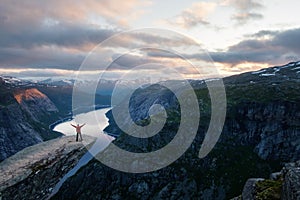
[0,135,96,200]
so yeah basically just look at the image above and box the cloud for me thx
[0,26,199,70]
[0,1,198,70]
[0,0,148,28]
[212,28,300,65]
[111,53,156,69]
[233,12,263,23]
[222,0,264,24]
[128,31,197,47]
[271,28,300,52]
[167,2,216,29]
[223,0,263,11]
[0,0,156,50]
[0,1,298,78]
[0,68,74,78]
[245,30,279,38]
[0,46,86,70]
[0,0,137,50]
[147,27,300,67]
[0,22,118,50]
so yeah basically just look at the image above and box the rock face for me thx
[241,178,265,200]
[0,75,111,162]
[1,62,300,199]
[236,160,300,200]
[14,88,58,122]
[104,84,179,136]
[282,161,300,200]
[224,101,300,162]
[54,108,289,197]
[0,136,95,200]
[0,102,43,161]
[0,78,61,161]
[53,62,300,199]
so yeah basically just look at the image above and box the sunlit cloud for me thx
[244,30,279,39]
[219,62,270,74]
[0,68,76,78]
[0,0,299,80]
[165,2,217,29]
[221,0,264,24]
[0,0,150,28]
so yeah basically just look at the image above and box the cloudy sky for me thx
[0,0,300,79]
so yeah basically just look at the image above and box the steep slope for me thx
[223,61,300,162]
[37,85,111,116]
[233,160,300,200]
[55,61,300,199]
[14,88,59,124]
[0,78,62,161]
[1,61,299,199]
[0,75,113,162]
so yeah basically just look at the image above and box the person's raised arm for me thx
[70,124,76,128]
[80,123,86,128]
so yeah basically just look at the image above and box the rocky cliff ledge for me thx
[0,135,95,200]
[233,160,300,200]
[282,161,300,200]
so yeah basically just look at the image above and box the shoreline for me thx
[50,105,112,136]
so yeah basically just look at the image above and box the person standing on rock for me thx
[70,123,86,142]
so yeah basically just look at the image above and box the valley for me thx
[0,61,299,199]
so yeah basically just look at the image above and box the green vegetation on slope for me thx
[255,179,282,200]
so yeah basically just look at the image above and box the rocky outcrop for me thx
[104,83,179,136]
[224,101,300,162]
[0,75,112,162]
[0,135,95,200]
[282,161,300,200]
[14,88,58,123]
[105,84,300,164]
[0,102,43,161]
[55,98,300,199]
[2,62,300,199]
[84,67,299,199]
[241,178,265,200]
[235,160,300,200]
[0,79,62,161]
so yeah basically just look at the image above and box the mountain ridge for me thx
[55,61,300,199]
[0,78,63,161]
[0,61,299,199]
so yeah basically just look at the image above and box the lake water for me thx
[54,108,113,138]
[48,108,115,199]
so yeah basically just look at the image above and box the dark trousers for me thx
[76,132,80,141]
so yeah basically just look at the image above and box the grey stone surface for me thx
[0,136,95,200]
[282,161,300,200]
[0,80,60,161]
[241,178,264,200]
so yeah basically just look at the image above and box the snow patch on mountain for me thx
[292,66,300,70]
[252,69,266,74]
[260,73,275,77]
